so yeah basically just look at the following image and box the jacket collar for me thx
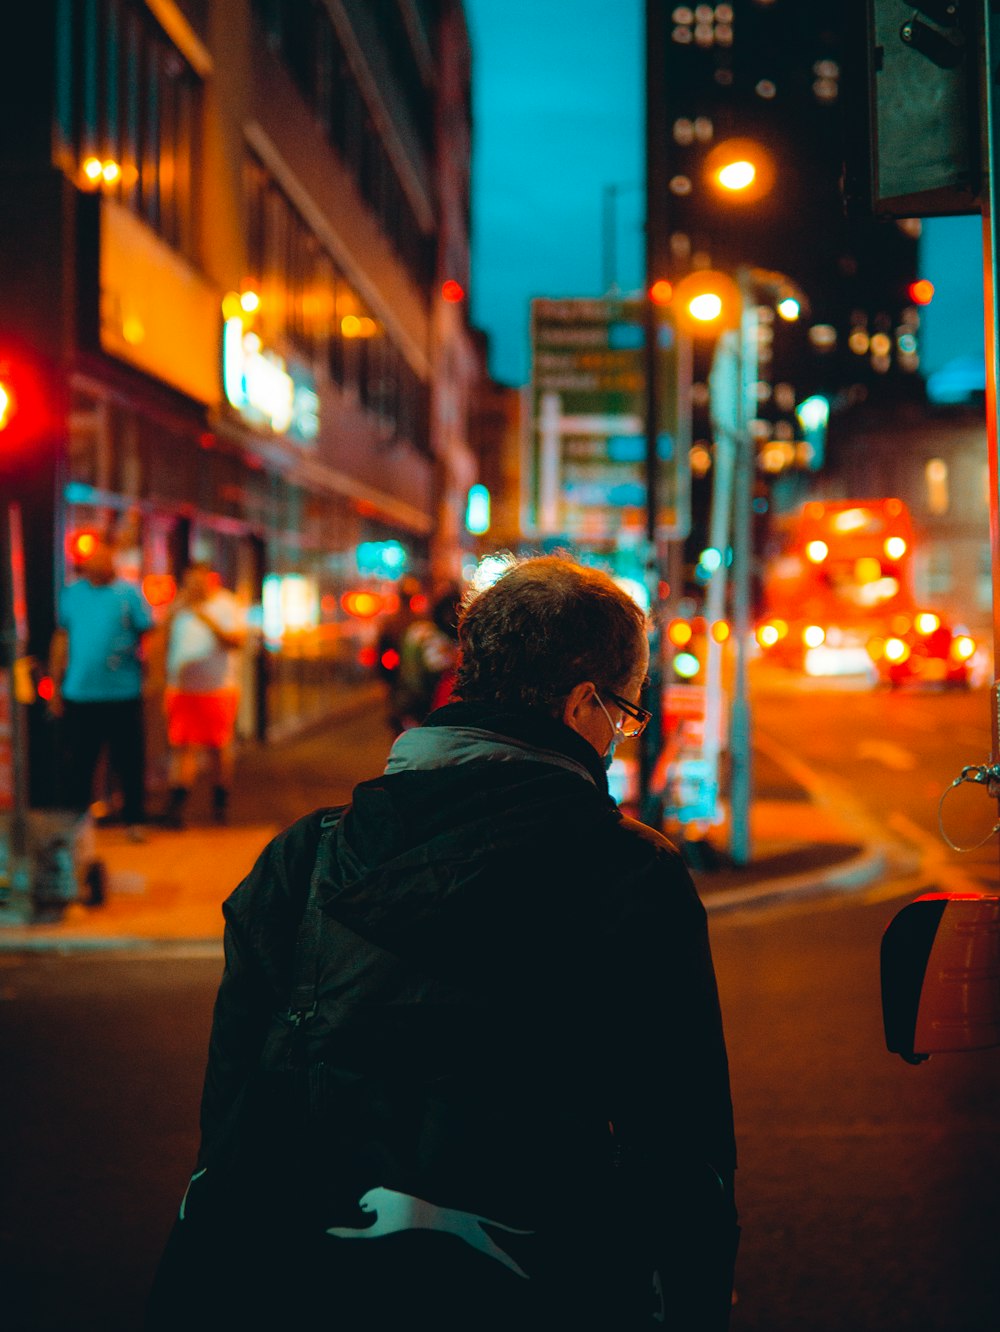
[384,701,610,796]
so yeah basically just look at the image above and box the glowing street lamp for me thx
[704,137,776,203]
[717,159,756,192]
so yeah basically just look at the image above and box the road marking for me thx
[884,809,992,895]
[856,739,917,771]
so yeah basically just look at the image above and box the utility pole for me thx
[640,289,665,829]
[728,269,758,865]
[979,4,1000,825]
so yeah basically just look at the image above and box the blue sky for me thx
[465,0,644,385]
[464,1,984,392]
[920,216,984,395]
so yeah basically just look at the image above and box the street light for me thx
[669,270,742,335]
[704,137,776,203]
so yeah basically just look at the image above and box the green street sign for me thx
[530,297,689,544]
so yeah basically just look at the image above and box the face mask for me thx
[594,692,620,771]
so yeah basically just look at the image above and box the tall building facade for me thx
[645,0,989,633]
[0,0,479,792]
[647,1,925,508]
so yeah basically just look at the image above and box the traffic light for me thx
[853,0,979,217]
[0,352,51,475]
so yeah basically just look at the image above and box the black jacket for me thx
[149,703,737,1330]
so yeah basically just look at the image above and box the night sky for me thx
[465,0,644,386]
[465,1,985,395]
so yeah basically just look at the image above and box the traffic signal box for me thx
[855,0,980,217]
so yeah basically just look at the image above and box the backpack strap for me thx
[284,806,346,1026]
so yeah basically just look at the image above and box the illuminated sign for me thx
[222,317,320,441]
[356,540,409,578]
[465,484,491,535]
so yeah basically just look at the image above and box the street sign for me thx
[530,297,689,542]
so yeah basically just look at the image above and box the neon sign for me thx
[222,317,319,441]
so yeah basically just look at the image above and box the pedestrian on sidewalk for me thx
[161,562,246,828]
[390,583,462,730]
[147,555,737,1331]
[48,537,153,841]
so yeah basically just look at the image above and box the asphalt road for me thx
[2,679,999,1330]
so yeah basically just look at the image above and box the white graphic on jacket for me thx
[327,1186,534,1278]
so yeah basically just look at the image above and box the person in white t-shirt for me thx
[162,563,246,828]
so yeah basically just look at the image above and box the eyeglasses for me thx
[600,689,653,740]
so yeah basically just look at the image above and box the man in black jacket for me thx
[148,556,737,1330]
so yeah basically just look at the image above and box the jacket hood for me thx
[315,704,620,968]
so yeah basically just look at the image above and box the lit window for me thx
[669,175,693,195]
[673,118,695,144]
[672,25,693,43]
[755,79,777,99]
[808,324,837,350]
[926,458,949,515]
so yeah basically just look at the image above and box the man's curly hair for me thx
[454,556,648,713]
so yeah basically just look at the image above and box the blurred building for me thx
[469,331,525,554]
[645,0,988,630]
[0,0,480,788]
[647,2,923,424]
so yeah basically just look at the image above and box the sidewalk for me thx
[0,708,886,951]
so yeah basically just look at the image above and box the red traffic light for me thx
[0,379,15,430]
[0,352,53,457]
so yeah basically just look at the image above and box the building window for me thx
[250,0,433,290]
[245,156,430,454]
[925,457,949,515]
[53,0,201,258]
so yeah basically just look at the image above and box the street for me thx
[2,680,1000,1330]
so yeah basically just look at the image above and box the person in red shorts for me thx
[162,563,246,828]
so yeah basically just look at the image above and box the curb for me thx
[0,841,893,952]
[702,842,889,913]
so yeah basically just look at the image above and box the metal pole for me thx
[701,330,739,829]
[602,184,618,295]
[1,502,32,918]
[728,269,757,865]
[976,3,1000,863]
[640,291,665,828]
